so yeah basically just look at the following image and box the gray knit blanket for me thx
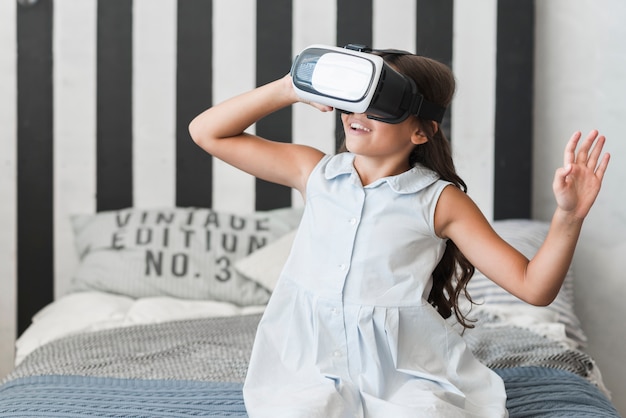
[1,313,620,418]
[6,314,259,383]
[5,311,601,385]
[463,313,599,381]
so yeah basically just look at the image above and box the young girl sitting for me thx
[188,46,610,418]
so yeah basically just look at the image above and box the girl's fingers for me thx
[565,130,609,172]
[595,153,611,180]
[586,133,606,170]
[575,129,599,165]
[311,103,334,112]
[563,131,581,167]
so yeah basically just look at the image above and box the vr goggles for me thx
[290,44,447,124]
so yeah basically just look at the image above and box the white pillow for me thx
[234,229,297,291]
[465,219,586,347]
[69,206,302,306]
[15,291,134,365]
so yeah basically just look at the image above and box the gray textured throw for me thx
[6,312,598,385]
[7,314,261,383]
[463,315,596,379]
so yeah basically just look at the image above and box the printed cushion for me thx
[69,206,302,306]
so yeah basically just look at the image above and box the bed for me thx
[0,206,621,417]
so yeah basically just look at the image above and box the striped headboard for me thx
[1,0,534,340]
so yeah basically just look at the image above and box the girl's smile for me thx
[349,122,371,133]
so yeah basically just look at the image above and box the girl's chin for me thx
[343,137,359,151]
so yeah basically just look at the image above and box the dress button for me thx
[339,264,347,271]
[333,350,342,357]
[349,217,357,225]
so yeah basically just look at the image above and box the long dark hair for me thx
[339,52,476,329]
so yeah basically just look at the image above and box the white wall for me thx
[452,0,497,220]
[533,1,626,413]
[0,0,17,379]
[0,1,17,377]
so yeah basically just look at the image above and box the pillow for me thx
[69,206,302,306]
[465,219,587,347]
[234,229,297,292]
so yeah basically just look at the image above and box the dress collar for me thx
[324,153,441,194]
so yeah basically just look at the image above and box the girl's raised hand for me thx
[280,74,334,112]
[553,130,610,219]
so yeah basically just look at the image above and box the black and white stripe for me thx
[1,0,534,374]
[494,0,534,219]
[177,0,213,208]
[16,0,55,344]
[97,0,133,211]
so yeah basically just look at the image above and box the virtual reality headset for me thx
[290,44,447,124]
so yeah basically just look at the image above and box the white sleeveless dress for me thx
[243,153,508,417]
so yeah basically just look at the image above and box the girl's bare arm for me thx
[188,75,330,194]
[435,130,610,305]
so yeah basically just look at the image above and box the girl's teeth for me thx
[351,123,371,132]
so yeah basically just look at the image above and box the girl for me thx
[189,49,609,417]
